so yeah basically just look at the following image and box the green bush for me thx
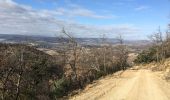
[51,78,70,98]
[95,71,105,79]
[134,47,157,64]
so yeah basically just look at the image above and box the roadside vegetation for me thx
[0,29,130,99]
[134,24,170,82]
[135,24,170,64]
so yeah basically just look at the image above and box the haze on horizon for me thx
[0,0,169,40]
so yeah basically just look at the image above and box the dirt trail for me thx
[70,69,170,100]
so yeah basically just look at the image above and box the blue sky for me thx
[0,0,170,40]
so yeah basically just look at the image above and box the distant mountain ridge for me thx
[0,34,150,45]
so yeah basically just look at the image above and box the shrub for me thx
[134,47,157,64]
[50,78,70,98]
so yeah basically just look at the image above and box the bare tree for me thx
[149,26,164,62]
[115,34,128,70]
[101,34,107,73]
[15,47,24,100]
[60,28,83,88]
[0,45,24,100]
[163,24,170,58]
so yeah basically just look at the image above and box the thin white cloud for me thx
[55,6,117,19]
[135,6,149,11]
[0,0,140,38]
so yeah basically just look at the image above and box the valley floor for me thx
[69,68,170,100]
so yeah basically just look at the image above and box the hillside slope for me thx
[0,44,63,100]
